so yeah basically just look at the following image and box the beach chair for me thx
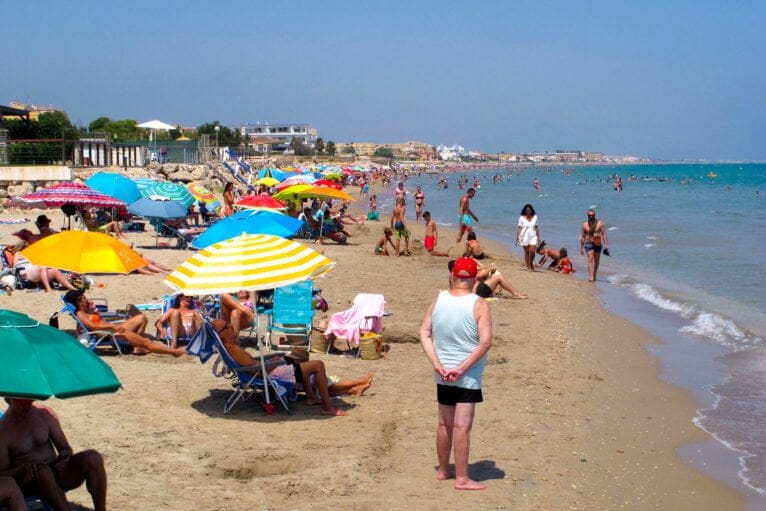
[49,302,131,355]
[324,293,386,355]
[155,294,203,347]
[188,321,294,414]
[265,281,315,351]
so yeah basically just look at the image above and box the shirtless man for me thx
[0,399,107,511]
[423,211,448,256]
[456,188,478,243]
[413,186,426,222]
[580,209,609,282]
[394,182,407,208]
[390,199,410,256]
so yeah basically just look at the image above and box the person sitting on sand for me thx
[64,289,185,357]
[375,227,396,255]
[154,294,203,349]
[212,319,373,416]
[220,290,255,336]
[423,211,449,256]
[0,398,107,511]
[465,231,489,259]
[552,248,575,275]
[449,259,528,299]
[82,209,125,238]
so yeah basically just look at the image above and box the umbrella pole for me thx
[256,312,272,407]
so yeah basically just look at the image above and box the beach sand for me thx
[0,201,744,510]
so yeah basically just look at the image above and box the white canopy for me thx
[136,119,176,130]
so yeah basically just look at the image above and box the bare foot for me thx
[454,479,486,490]
[305,397,321,406]
[436,468,454,480]
[320,407,347,416]
[172,348,185,358]
[512,293,528,299]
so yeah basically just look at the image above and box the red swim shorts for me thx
[425,236,435,251]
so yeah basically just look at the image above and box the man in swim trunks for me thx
[414,186,426,222]
[394,182,407,208]
[423,212,448,257]
[390,199,410,256]
[419,257,492,490]
[580,209,609,282]
[456,188,478,243]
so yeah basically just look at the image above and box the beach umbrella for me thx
[274,185,354,202]
[20,231,147,274]
[132,178,158,190]
[0,309,121,400]
[140,182,195,206]
[165,234,334,295]
[15,182,126,209]
[85,172,141,204]
[235,195,287,211]
[276,176,315,190]
[128,197,188,219]
[255,177,280,187]
[186,183,221,209]
[191,210,303,249]
[313,179,343,189]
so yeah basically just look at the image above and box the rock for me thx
[7,183,34,197]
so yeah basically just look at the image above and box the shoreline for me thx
[0,194,746,509]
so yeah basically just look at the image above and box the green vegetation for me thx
[326,140,337,156]
[373,146,394,158]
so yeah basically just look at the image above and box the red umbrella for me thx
[235,195,287,210]
[313,179,343,189]
[15,182,126,208]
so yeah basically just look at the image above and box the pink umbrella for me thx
[15,182,126,208]
[313,179,342,189]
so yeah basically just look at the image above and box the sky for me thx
[2,0,764,160]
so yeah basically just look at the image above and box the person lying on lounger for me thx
[64,289,184,357]
[212,319,373,416]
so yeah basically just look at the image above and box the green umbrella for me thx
[0,310,121,400]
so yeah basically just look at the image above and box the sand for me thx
[0,199,744,510]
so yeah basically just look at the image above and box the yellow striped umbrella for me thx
[254,177,280,187]
[164,234,335,295]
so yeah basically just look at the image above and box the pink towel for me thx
[325,293,385,346]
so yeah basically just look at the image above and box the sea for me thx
[380,163,766,505]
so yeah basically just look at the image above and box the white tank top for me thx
[431,290,486,389]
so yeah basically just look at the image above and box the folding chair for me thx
[265,281,315,351]
[49,301,131,355]
[155,294,203,347]
[188,321,294,414]
[324,293,386,355]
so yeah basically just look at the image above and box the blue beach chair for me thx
[265,281,315,351]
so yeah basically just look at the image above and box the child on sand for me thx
[552,248,575,274]
[375,228,396,255]
[423,211,449,256]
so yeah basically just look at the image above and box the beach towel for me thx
[325,293,385,346]
[186,321,216,363]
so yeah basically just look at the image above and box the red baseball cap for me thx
[451,257,478,279]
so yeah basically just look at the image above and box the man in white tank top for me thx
[419,257,493,490]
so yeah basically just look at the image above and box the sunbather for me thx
[132,252,173,275]
[82,209,125,238]
[154,293,203,348]
[213,319,373,416]
[7,247,77,293]
[64,289,184,357]
[220,290,255,336]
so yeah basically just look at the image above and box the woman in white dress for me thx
[516,204,541,272]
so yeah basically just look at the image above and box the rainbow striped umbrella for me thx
[15,182,126,208]
[140,182,195,206]
[164,234,335,295]
[186,183,221,209]
[235,195,287,211]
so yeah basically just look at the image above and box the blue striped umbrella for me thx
[191,210,302,249]
[140,182,195,206]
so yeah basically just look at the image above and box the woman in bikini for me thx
[580,209,609,282]
[222,183,235,217]
[155,294,203,349]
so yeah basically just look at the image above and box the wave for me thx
[607,276,763,351]
[644,243,656,248]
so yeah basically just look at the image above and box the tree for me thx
[197,122,242,147]
[373,146,394,158]
[289,137,313,156]
[36,111,79,139]
[342,144,356,154]
[89,117,111,133]
[314,137,325,155]
[326,140,336,157]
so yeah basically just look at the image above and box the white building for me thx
[238,123,317,151]
[436,144,467,161]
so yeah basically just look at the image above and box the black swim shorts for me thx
[437,384,483,405]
